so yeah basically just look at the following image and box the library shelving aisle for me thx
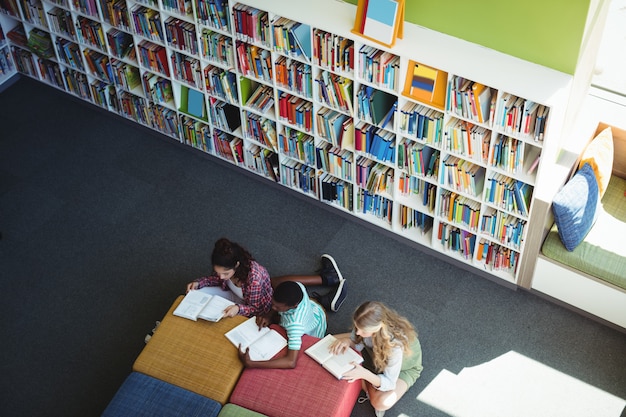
[0,0,579,287]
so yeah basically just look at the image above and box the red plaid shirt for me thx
[195,260,273,317]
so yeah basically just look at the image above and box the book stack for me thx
[27,28,53,59]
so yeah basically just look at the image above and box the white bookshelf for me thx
[0,0,581,286]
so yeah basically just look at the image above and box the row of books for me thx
[397,142,439,179]
[278,127,315,165]
[271,17,311,61]
[447,76,495,125]
[398,205,433,235]
[244,146,279,181]
[484,175,532,217]
[488,135,526,174]
[232,3,271,46]
[316,71,353,114]
[119,90,149,123]
[356,157,393,195]
[149,103,179,138]
[205,65,237,102]
[21,0,45,26]
[315,107,352,148]
[38,58,61,86]
[212,129,243,164]
[73,0,98,17]
[200,30,234,67]
[161,0,192,18]
[236,42,271,81]
[279,159,316,195]
[179,114,210,151]
[480,209,526,250]
[316,143,353,181]
[278,92,313,132]
[356,84,396,128]
[357,189,392,224]
[440,155,486,197]
[131,5,164,42]
[313,29,353,74]
[319,172,353,211]
[397,101,443,145]
[444,118,490,163]
[77,16,107,51]
[111,60,140,91]
[138,40,168,76]
[357,44,399,90]
[64,67,90,99]
[171,51,202,88]
[439,191,481,231]
[47,7,75,39]
[437,222,476,259]
[275,56,312,98]
[84,48,113,82]
[354,121,395,163]
[494,95,548,141]
[244,84,274,113]
[397,174,436,212]
[164,17,198,55]
[209,98,240,132]
[55,37,83,70]
[101,0,131,31]
[243,111,277,151]
[476,240,519,273]
[107,28,134,60]
[195,0,229,31]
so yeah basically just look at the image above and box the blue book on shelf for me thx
[187,88,205,119]
[291,22,311,59]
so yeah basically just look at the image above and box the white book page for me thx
[172,290,212,321]
[305,334,336,364]
[197,295,235,322]
[225,317,269,350]
[305,334,363,379]
[247,329,287,361]
[323,348,363,379]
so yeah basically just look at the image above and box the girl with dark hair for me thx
[186,238,273,318]
[329,301,423,417]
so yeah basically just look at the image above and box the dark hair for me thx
[211,238,254,284]
[273,281,303,307]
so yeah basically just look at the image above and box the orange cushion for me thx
[579,126,614,197]
[133,296,247,404]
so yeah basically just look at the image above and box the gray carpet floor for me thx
[1,77,625,417]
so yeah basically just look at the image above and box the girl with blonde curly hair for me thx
[330,301,423,417]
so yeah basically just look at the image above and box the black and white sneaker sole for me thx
[321,253,344,282]
[330,279,347,312]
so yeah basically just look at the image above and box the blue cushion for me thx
[102,372,222,417]
[552,163,599,251]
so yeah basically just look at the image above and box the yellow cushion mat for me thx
[133,295,246,404]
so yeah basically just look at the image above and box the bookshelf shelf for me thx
[0,0,579,286]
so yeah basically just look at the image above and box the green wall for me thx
[346,0,591,74]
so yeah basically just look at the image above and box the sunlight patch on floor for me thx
[416,351,626,417]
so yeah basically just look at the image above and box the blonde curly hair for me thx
[352,301,417,372]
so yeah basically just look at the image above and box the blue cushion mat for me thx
[102,372,222,417]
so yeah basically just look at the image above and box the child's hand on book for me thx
[237,345,254,367]
[223,304,240,317]
[329,337,351,355]
[255,314,272,329]
[186,282,199,293]
[341,362,366,383]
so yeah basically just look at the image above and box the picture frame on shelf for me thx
[402,60,447,110]
[351,0,405,48]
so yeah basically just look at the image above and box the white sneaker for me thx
[374,410,385,417]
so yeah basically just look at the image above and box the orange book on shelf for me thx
[351,0,404,48]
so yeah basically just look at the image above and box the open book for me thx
[225,317,287,361]
[173,289,235,322]
[305,334,363,379]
